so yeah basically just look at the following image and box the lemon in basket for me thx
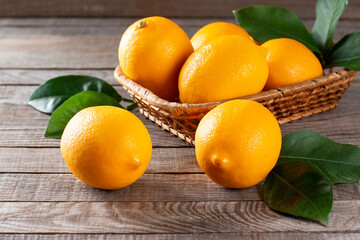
[179,35,268,104]
[262,38,323,90]
[61,106,152,190]
[191,22,254,51]
[119,16,193,101]
[195,99,282,188]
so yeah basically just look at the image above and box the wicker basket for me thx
[114,65,356,145]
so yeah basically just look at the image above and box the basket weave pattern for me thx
[114,66,356,145]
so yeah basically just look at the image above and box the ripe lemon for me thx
[179,35,268,104]
[195,100,282,188]
[261,38,323,90]
[191,22,254,51]
[119,16,194,101]
[60,106,152,190]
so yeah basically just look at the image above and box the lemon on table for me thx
[119,16,194,101]
[261,38,323,90]
[179,35,268,104]
[60,106,152,190]
[195,100,282,188]
[191,22,254,51]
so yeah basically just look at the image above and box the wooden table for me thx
[0,10,359,240]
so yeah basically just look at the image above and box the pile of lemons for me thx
[61,17,323,190]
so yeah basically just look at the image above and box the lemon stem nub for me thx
[138,21,146,28]
[128,158,141,170]
[211,155,228,168]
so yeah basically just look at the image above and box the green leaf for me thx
[328,32,360,70]
[278,130,360,184]
[45,91,122,138]
[233,6,322,56]
[311,0,348,58]
[27,75,122,114]
[263,161,333,225]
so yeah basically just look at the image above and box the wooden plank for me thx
[2,232,360,240]
[0,37,119,69]
[0,0,359,19]
[0,173,258,202]
[0,147,199,174]
[0,69,119,86]
[0,18,231,28]
[0,19,359,69]
[0,83,359,147]
[0,201,359,233]
[0,174,358,202]
[0,18,358,32]
[0,18,259,35]
[3,19,359,38]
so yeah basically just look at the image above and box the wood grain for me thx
[0,173,260,202]
[0,174,357,202]
[0,37,119,69]
[1,233,360,240]
[0,69,119,86]
[0,18,359,32]
[0,18,231,28]
[0,0,359,19]
[0,83,130,104]
[0,148,199,174]
[0,19,358,39]
[0,201,359,233]
[0,19,359,69]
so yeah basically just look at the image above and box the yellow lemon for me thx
[179,35,268,104]
[61,106,152,190]
[195,100,282,188]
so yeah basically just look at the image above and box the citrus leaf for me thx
[328,32,360,70]
[233,6,322,56]
[263,161,333,226]
[278,130,360,184]
[27,75,122,114]
[312,0,348,58]
[45,91,122,139]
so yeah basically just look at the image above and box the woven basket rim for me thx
[114,65,356,114]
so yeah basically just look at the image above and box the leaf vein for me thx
[279,155,360,166]
[271,171,327,222]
